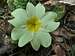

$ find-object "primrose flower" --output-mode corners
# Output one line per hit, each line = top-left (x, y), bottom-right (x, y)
(8, 2), (60, 51)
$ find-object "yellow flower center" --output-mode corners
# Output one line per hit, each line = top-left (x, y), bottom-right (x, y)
(26, 16), (42, 32)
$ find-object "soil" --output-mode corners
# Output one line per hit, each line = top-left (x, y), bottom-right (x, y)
(0, 0), (75, 56)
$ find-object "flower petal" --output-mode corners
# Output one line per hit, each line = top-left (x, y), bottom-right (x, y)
(42, 22), (60, 32)
(35, 3), (45, 18)
(26, 2), (35, 17)
(30, 34), (40, 51)
(36, 31), (52, 47)
(18, 30), (33, 47)
(11, 28), (25, 40)
(8, 8), (27, 27)
(41, 12), (57, 24)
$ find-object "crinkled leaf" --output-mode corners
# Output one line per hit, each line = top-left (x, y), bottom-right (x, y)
(7, 0), (28, 11)
(52, 4), (65, 21)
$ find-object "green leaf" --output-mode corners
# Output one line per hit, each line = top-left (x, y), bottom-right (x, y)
(18, 31), (33, 47)
(7, 0), (28, 11)
(8, 8), (27, 27)
(7, 0), (15, 11)
(72, 44), (75, 50)
(36, 31), (52, 47)
(71, 44), (75, 56)
(52, 4), (65, 21)
(13, 0), (28, 9)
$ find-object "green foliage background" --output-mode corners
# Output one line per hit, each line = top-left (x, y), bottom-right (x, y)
(7, 0), (43, 11)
